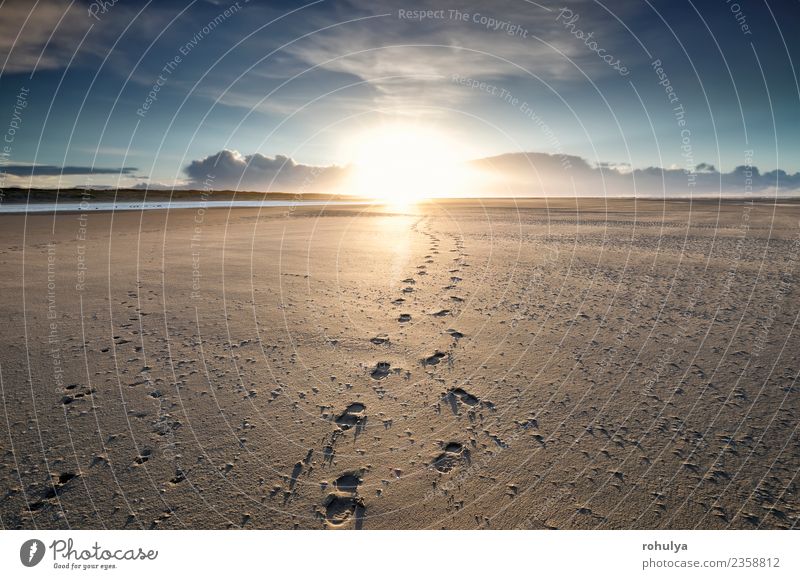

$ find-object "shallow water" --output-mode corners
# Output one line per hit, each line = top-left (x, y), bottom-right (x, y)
(0, 199), (370, 214)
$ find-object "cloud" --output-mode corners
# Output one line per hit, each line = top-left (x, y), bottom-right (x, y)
(208, 0), (645, 116)
(0, 0), (82, 73)
(131, 181), (181, 190)
(0, 1), (90, 74)
(0, 0), (183, 75)
(296, 0), (636, 81)
(471, 152), (800, 197)
(278, 0), (569, 113)
(183, 149), (348, 192)
(0, 164), (138, 176)
(182, 148), (800, 197)
(7, 149), (799, 197)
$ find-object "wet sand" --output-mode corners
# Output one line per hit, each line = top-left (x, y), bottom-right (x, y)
(1, 198), (798, 529)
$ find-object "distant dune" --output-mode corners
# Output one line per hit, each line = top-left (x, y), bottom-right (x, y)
(0, 187), (363, 204)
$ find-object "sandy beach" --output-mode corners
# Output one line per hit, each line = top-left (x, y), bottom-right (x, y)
(1, 198), (798, 529)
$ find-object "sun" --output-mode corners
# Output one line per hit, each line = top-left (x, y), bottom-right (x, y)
(340, 123), (470, 204)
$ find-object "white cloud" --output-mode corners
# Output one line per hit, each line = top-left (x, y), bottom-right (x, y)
(0, 0), (90, 74)
(180, 148), (800, 197)
(183, 149), (348, 192)
(471, 152), (800, 197)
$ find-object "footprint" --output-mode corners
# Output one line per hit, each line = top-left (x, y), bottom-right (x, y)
(333, 472), (362, 493)
(29, 471), (81, 510)
(289, 462), (303, 490)
(444, 387), (482, 414)
(423, 351), (447, 366)
(322, 472), (365, 528)
(45, 472), (79, 498)
(133, 448), (152, 465)
(450, 388), (479, 405)
(324, 495), (364, 527)
(60, 384), (96, 405)
(487, 432), (509, 449)
(431, 442), (469, 473)
(323, 445), (335, 465)
(335, 403), (366, 431)
(325, 495), (357, 524)
(370, 362), (391, 380)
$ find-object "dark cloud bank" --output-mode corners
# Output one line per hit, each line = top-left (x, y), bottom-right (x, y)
(469, 153), (800, 197)
(181, 149), (800, 197)
(1, 165), (138, 176)
(3, 151), (797, 197)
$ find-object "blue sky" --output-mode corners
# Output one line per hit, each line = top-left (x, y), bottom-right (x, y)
(0, 0), (798, 195)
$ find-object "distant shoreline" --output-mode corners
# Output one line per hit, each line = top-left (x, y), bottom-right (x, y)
(0, 188), (363, 204)
(0, 199), (371, 214)
(1, 188), (799, 206)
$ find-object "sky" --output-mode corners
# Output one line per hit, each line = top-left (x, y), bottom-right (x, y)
(0, 0), (798, 197)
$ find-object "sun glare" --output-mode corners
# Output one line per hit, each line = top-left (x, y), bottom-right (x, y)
(341, 124), (470, 204)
